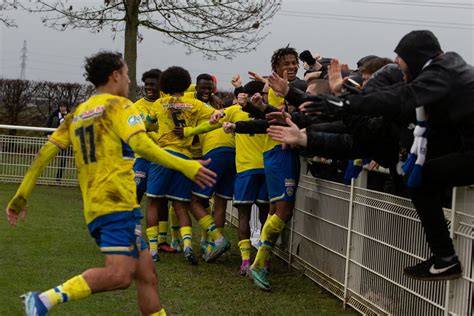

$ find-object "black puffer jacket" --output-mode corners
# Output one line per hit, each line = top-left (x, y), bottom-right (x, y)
(347, 32), (474, 155)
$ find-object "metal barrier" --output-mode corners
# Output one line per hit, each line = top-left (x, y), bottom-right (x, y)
(2, 125), (473, 315)
(227, 158), (473, 316)
(0, 125), (77, 186)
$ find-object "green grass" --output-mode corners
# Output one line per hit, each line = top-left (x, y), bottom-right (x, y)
(0, 183), (357, 315)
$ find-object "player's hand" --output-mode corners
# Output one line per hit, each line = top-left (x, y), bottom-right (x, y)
(267, 117), (307, 147)
(223, 122), (236, 134)
(195, 159), (217, 188)
(172, 126), (184, 138)
(248, 71), (268, 84)
(266, 109), (291, 124)
(250, 93), (265, 111)
(231, 74), (242, 88)
(5, 195), (27, 226)
(267, 71), (289, 97)
(209, 110), (224, 124)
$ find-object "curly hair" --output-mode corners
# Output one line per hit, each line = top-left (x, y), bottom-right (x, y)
(160, 66), (192, 95)
(84, 51), (124, 87)
(141, 68), (162, 83)
(271, 45), (299, 72)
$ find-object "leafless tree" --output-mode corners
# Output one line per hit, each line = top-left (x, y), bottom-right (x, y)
(0, 0), (19, 27)
(0, 79), (41, 133)
(23, 0), (281, 100)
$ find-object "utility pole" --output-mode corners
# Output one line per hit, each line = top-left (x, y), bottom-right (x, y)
(20, 40), (27, 80)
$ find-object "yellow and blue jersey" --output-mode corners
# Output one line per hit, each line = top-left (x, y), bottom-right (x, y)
(184, 92), (235, 156)
(49, 93), (145, 224)
(265, 88), (287, 153)
(146, 95), (215, 158)
(223, 105), (265, 173)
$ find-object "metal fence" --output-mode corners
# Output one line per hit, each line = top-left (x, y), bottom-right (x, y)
(2, 125), (473, 315)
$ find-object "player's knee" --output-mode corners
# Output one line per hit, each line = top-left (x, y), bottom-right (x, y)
(107, 266), (135, 289)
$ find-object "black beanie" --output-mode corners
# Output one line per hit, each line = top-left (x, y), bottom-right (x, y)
(394, 30), (443, 79)
(243, 80), (265, 96)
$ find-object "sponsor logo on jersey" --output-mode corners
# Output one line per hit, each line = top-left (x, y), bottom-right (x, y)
(128, 114), (142, 126)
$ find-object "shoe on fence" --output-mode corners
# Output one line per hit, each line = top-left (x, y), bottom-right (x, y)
(404, 256), (462, 281)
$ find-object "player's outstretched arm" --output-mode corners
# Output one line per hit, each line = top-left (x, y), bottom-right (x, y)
(128, 132), (216, 188)
(183, 121), (222, 137)
(6, 141), (61, 225)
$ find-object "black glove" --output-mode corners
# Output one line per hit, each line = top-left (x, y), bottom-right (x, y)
(299, 50), (316, 66)
(302, 94), (347, 117)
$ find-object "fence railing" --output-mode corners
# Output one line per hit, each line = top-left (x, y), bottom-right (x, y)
(2, 125), (473, 315)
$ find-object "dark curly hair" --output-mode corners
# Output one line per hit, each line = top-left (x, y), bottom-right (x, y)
(160, 66), (191, 95)
(141, 68), (162, 83)
(196, 73), (213, 83)
(271, 45), (299, 72)
(84, 51), (124, 87)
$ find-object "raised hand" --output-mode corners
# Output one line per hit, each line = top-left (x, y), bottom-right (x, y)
(222, 122), (236, 134)
(231, 74), (242, 88)
(248, 71), (268, 84)
(267, 71), (289, 97)
(328, 59), (343, 95)
(266, 109), (291, 124)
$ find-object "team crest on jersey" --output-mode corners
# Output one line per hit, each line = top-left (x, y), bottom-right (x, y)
(128, 114), (142, 126)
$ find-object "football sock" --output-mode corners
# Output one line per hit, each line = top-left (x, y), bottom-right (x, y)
(238, 239), (252, 262)
(198, 214), (224, 245)
(180, 226), (193, 250)
(146, 226), (159, 253)
(150, 308), (167, 316)
(39, 275), (91, 310)
(169, 205), (180, 241)
(158, 221), (168, 244)
(252, 214), (285, 269)
(200, 206), (212, 242)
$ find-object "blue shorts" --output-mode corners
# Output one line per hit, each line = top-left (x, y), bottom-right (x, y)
(264, 145), (300, 203)
(233, 169), (269, 205)
(146, 150), (193, 202)
(87, 208), (147, 258)
(192, 147), (236, 200)
(133, 157), (151, 192)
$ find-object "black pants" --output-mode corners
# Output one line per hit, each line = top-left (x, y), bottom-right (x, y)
(411, 150), (474, 257)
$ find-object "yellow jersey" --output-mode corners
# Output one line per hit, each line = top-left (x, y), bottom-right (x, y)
(184, 92), (235, 156)
(147, 95), (215, 158)
(265, 88), (286, 153)
(134, 97), (155, 119)
(223, 105), (265, 173)
(49, 94), (145, 224)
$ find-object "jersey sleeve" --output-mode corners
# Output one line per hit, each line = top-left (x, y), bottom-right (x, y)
(112, 99), (147, 143)
(48, 113), (72, 149)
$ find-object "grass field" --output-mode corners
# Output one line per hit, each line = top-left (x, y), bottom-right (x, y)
(0, 183), (357, 315)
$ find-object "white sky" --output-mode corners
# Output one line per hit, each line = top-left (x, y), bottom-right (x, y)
(1, 0), (473, 91)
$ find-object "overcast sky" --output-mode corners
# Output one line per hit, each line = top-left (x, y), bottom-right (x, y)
(1, 0), (473, 91)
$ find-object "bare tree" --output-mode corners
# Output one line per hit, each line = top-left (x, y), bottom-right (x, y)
(24, 0), (281, 100)
(0, 0), (19, 27)
(0, 79), (42, 133)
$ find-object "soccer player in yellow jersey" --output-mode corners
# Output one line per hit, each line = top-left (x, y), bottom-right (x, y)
(133, 68), (162, 204)
(179, 74), (235, 261)
(189, 81), (271, 273)
(133, 69), (179, 258)
(5, 52), (216, 316)
(233, 47), (306, 291)
(145, 66), (229, 265)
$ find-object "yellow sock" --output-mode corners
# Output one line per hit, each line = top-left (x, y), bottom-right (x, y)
(198, 214), (223, 242)
(180, 226), (193, 249)
(146, 226), (159, 253)
(238, 239), (251, 262)
(158, 221), (168, 244)
(169, 205), (180, 241)
(200, 206), (212, 241)
(150, 308), (167, 316)
(252, 214), (285, 269)
(39, 275), (91, 309)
